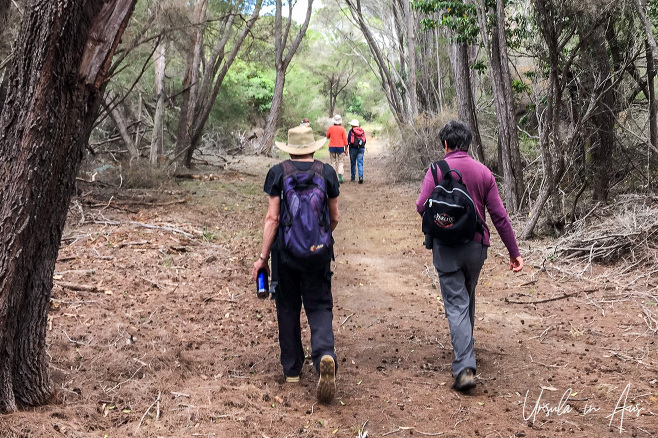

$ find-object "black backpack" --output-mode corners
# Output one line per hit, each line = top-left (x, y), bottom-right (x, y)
(422, 160), (482, 246)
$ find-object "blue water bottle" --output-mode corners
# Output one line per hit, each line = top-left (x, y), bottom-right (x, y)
(256, 269), (269, 299)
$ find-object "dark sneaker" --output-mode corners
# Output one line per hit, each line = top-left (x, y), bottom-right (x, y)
(452, 368), (476, 393)
(317, 355), (336, 403)
(358, 178), (363, 184)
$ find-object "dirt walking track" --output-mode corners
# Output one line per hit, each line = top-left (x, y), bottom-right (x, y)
(1, 140), (656, 437)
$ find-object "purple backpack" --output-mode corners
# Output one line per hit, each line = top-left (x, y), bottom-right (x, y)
(279, 160), (333, 268)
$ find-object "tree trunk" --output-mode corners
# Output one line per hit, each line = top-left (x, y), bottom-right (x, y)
(0, 0), (135, 413)
(344, 0), (407, 128)
(174, 0), (206, 167)
(589, 25), (615, 203)
(0, 0), (9, 28)
(632, 0), (658, 64)
(450, 41), (485, 163)
(105, 94), (140, 159)
(261, 69), (287, 153)
(150, 40), (166, 166)
(475, 0), (521, 211)
(181, 0), (262, 164)
(434, 27), (444, 113)
(646, 40), (658, 158)
(404, 0), (418, 119)
(328, 76), (337, 117)
(259, 0), (314, 155)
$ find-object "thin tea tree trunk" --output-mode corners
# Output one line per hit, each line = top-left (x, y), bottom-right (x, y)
(0, 0), (136, 413)
(104, 94), (140, 159)
(632, 0), (658, 64)
(450, 41), (485, 163)
(188, 0), (262, 157)
(175, 0), (206, 166)
(434, 27), (444, 113)
(344, 0), (408, 128)
(404, 0), (418, 119)
(647, 40), (658, 157)
(475, 0), (522, 211)
(589, 25), (615, 203)
(259, 0), (314, 155)
(176, 0), (262, 166)
(151, 39), (166, 165)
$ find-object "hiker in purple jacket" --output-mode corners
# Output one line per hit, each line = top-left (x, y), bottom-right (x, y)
(252, 125), (340, 403)
(416, 120), (524, 393)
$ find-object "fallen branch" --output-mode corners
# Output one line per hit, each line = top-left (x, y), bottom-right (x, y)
(118, 240), (150, 248)
(505, 287), (597, 304)
(56, 281), (100, 292)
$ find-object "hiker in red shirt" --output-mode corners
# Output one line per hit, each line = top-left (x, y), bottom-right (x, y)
(326, 114), (348, 183)
(347, 119), (367, 184)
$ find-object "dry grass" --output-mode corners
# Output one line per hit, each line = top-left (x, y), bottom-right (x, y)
(384, 112), (458, 183)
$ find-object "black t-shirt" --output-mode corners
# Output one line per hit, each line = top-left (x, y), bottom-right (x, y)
(263, 160), (340, 198)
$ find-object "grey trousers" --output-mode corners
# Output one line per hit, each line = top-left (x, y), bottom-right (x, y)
(432, 239), (488, 377)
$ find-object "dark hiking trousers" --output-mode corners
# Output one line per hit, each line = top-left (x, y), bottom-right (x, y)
(432, 239), (488, 377)
(275, 261), (336, 378)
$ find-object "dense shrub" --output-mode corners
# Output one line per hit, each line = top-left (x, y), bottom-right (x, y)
(385, 112), (458, 183)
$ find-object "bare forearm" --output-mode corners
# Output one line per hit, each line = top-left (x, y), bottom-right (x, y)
(328, 197), (340, 231)
(260, 216), (279, 259)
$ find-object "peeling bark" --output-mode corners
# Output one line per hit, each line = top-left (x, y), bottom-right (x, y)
(0, 0), (136, 413)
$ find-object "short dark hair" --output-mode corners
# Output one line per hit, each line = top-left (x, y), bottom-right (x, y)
(289, 152), (314, 159)
(438, 120), (472, 152)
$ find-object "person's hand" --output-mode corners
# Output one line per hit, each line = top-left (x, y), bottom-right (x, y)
(252, 257), (269, 280)
(510, 256), (524, 272)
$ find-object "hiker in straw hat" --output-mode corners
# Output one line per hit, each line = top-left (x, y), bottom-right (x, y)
(253, 125), (340, 403)
(326, 114), (348, 183)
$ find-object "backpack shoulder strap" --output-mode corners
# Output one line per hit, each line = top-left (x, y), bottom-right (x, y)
(429, 162), (439, 186)
(438, 160), (451, 181)
(281, 159), (295, 177)
(311, 159), (324, 175)
(311, 160), (328, 196)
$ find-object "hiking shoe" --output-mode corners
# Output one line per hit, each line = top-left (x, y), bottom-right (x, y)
(285, 375), (300, 383)
(317, 355), (336, 403)
(358, 178), (363, 184)
(452, 368), (476, 393)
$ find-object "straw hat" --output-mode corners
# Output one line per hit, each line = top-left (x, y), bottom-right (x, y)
(333, 114), (342, 124)
(349, 119), (359, 127)
(275, 126), (326, 155)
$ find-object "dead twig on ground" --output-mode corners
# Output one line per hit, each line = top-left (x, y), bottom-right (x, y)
(505, 289), (594, 304)
(63, 330), (88, 346)
(340, 313), (355, 326)
(136, 390), (161, 432)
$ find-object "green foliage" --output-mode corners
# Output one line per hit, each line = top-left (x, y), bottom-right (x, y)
(413, 0), (479, 44)
(246, 73), (275, 113)
(511, 79), (530, 94)
(347, 94), (364, 116)
(649, 0), (658, 24)
(472, 59), (487, 75)
(506, 1), (532, 51)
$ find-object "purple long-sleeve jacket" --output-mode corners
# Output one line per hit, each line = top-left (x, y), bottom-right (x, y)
(416, 150), (521, 258)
